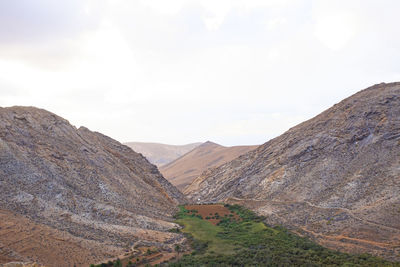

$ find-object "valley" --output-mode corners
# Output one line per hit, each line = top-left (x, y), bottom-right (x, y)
(2, 0), (400, 266)
(93, 204), (399, 266)
(1, 82), (400, 266)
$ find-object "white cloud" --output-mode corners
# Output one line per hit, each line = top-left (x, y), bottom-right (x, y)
(137, 0), (186, 15)
(0, 0), (400, 146)
(312, 0), (361, 51)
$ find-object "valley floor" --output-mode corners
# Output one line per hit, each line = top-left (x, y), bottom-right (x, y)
(168, 204), (399, 266)
(93, 204), (400, 267)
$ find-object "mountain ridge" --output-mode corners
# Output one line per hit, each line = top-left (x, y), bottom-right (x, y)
(0, 106), (186, 266)
(124, 141), (202, 167)
(185, 82), (400, 260)
(161, 141), (258, 190)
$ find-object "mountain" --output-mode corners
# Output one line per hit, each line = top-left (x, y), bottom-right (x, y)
(124, 142), (202, 167)
(185, 82), (400, 261)
(0, 107), (186, 266)
(160, 141), (258, 191)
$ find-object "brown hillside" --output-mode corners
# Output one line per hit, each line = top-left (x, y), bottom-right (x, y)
(185, 82), (400, 261)
(160, 141), (258, 191)
(0, 106), (186, 266)
(0, 208), (120, 266)
(124, 142), (201, 166)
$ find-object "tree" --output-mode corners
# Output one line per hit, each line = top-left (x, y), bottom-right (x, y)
(175, 244), (182, 257)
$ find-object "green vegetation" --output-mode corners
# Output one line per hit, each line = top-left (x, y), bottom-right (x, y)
(90, 259), (120, 267)
(146, 248), (159, 255)
(169, 204), (399, 267)
(90, 259), (121, 267)
(113, 259), (122, 267)
(89, 204), (399, 267)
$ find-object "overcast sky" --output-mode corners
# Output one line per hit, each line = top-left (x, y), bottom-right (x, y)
(0, 0), (399, 146)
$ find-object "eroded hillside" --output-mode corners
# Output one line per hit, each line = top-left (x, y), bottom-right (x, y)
(0, 107), (186, 266)
(185, 82), (400, 261)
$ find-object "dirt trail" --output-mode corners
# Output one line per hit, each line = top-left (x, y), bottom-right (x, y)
(302, 201), (400, 233)
(299, 227), (397, 249)
(227, 197), (400, 233)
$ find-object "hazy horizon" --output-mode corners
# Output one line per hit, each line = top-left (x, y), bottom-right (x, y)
(1, 0), (399, 146)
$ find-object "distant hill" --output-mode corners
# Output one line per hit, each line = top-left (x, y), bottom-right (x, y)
(160, 141), (258, 191)
(124, 142), (202, 166)
(185, 82), (400, 261)
(0, 106), (186, 266)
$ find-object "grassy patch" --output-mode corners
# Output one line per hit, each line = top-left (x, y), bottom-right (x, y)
(168, 204), (400, 267)
(176, 216), (237, 255)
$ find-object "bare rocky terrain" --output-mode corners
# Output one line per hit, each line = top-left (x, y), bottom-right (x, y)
(124, 142), (201, 167)
(161, 141), (258, 190)
(186, 82), (400, 261)
(0, 107), (186, 266)
(0, 208), (120, 266)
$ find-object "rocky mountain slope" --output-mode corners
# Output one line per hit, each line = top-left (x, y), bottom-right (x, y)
(124, 142), (201, 167)
(160, 141), (258, 191)
(0, 107), (186, 266)
(185, 82), (400, 261)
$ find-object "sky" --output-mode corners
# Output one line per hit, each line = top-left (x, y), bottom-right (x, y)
(0, 0), (399, 146)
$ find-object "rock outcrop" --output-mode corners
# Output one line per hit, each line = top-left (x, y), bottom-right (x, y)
(185, 82), (400, 261)
(0, 106), (186, 266)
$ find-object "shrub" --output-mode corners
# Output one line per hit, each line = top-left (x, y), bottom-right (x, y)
(168, 204), (397, 267)
(168, 227), (181, 233)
